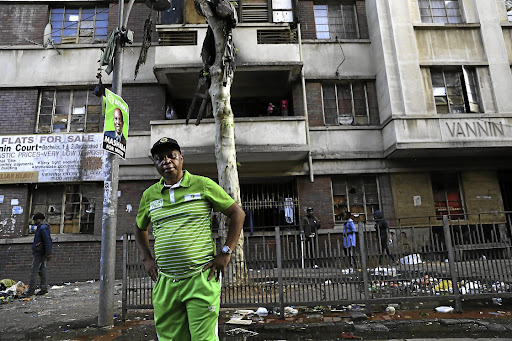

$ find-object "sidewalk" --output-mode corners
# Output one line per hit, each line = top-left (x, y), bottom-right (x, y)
(1, 279), (512, 340)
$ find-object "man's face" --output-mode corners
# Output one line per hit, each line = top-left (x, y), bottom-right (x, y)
(114, 109), (124, 134)
(153, 147), (183, 182)
(307, 209), (313, 216)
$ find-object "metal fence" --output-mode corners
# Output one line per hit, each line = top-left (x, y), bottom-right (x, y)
(122, 212), (512, 319)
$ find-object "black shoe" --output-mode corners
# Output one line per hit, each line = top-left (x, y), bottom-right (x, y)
(21, 290), (35, 298)
(36, 290), (48, 296)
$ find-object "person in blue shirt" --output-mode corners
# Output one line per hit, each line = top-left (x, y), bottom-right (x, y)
(343, 211), (357, 267)
(24, 212), (53, 296)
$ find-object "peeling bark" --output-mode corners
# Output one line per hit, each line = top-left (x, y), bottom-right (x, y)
(194, 0), (247, 285)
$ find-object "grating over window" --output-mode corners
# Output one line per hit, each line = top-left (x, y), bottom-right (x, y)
(159, 31), (198, 46)
(257, 29), (297, 44)
(431, 67), (480, 114)
(314, 2), (358, 40)
(240, 181), (299, 232)
(321, 81), (377, 126)
(37, 89), (102, 134)
(240, 0), (269, 22)
(31, 184), (96, 234)
(50, 6), (108, 44)
(332, 175), (380, 224)
(418, 0), (462, 24)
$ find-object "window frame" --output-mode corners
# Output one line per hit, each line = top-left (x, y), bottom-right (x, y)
(418, 0), (462, 24)
(36, 89), (102, 134)
(321, 82), (371, 126)
(313, 1), (360, 40)
(332, 175), (381, 224)
(30, 184), (96, 235)
(50, 6), (109, 44)
(431, 173), (466, 220)
(430, 66), (481, 114)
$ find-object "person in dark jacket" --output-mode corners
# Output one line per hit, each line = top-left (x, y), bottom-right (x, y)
(374, 210), (395, 264)
(24, 212), (53, 296)
(301, 207), (320, 268)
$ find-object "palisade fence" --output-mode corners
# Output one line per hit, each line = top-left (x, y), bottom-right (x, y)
(122, 212), (512, 319)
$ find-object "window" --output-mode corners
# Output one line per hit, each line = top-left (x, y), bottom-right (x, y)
(418, 0), (462, 24)
(321, 82), (378, 125)
(332, 175), (380, 223)
(314, 2), (358, 39)
(37, 89), (102, 133)
(240, 180), (299, 232)
(31, 185), (96, 234)
(50, 6), (108, 44)
(432, 173), (465, 220)
(431, 67), (480, 114)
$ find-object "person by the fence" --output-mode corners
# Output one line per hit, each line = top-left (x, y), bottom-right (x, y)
(343, 211), (357, 267)
(135, 137), (245, 341)
(374, 210), (395, 264)
(23, 212), (53, 297)
(301, 206), (320, 268)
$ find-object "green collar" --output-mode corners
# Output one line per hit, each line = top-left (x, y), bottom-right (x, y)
(157, 170), (191, 192)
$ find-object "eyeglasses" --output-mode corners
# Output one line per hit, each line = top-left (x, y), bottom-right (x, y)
(154, 153), (180, 163)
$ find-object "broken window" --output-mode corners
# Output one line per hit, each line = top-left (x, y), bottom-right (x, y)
(50, 6), (108, 44)
(332, 175), (380, 224)
(431, 173), (465, 220)
(37, 89), (102, 133)
(431, 67), (480, 114)
(321, 81), (378, 126)
(314, 1), (359, 39)
(418, 0), (462, 24)
(30, 184), (96, 235)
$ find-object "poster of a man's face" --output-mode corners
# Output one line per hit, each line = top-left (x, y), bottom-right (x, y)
(113, 108), (124, 136)
(103, 89), (129, 159)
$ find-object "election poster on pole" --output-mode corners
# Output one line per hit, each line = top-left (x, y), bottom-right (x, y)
(102, 89), (129, 159)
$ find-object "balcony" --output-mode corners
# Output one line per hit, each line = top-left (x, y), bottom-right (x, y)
(122, 116), (309, 179)
(154, 23), (301, 99)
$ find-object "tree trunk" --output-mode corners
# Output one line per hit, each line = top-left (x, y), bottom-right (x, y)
(194, 1), (247, 285)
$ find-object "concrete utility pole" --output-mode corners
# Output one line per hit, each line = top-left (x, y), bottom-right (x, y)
(98, 0), (124, 328)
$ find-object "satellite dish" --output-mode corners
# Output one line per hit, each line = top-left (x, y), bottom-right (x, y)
(43, 22), (52, 47)
(144, 0), (171, 11)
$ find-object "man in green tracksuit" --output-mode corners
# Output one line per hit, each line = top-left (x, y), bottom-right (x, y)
(135, 137), (245, 341)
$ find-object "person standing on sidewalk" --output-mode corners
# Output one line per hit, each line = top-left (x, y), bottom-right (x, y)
(374, 210), (395, 264)
(135, 137), (245, 341)
(301, 207), (320, 268)
(343, 211), (357, 267)
(24, 212), (53, 297)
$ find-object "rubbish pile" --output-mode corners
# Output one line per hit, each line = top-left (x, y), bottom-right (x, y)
(0, 279), (28, 303)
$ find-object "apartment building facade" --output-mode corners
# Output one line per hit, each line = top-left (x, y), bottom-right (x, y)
(1, 0), (512, 282)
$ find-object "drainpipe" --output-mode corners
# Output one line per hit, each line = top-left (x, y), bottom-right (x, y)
(297, 23), (314, 183)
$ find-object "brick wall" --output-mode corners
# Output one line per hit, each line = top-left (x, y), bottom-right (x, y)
(123, 85), (166, 132)
(297, 1), (316, 40)
(356, 0), (369, 39)
(0, 184), (30, 238)
(117, 180), (157, 234)
(0, 89), (39, 134)
(0, 240), (125, 284)
(297, 175), (334, 229)
(0, 4), (48, 45)
(292, 83), (304, 116)
(108, 2), (158, 43)
(305, 82), (324, 127)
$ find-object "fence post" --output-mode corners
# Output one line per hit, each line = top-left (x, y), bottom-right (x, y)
(357, 221), (371, 314)
(121, 233), (128, 320)
(442, 215), (462, 312)
(275, 226), (285, 319)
